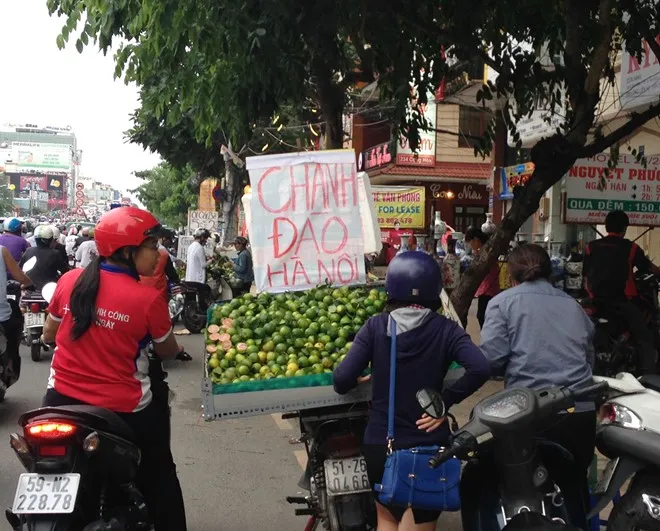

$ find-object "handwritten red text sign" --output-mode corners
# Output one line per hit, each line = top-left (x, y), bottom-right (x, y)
(246, 151), (366, 293)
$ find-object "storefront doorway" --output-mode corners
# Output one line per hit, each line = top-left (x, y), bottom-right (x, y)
(453, 205), (487, 233)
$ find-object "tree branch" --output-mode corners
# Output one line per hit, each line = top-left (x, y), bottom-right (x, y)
(621, 0), (660, 65)
(578, 101), (660, 157)
(563, 0), (587, 111)
(584, 0), (614, 96)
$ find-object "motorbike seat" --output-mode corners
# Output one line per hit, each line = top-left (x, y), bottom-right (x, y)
(22, 405), (137, 443)
(597, 424), (660, 469)
(639, 374), (660, 393)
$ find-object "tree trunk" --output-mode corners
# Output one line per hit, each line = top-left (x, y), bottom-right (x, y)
(314, 63), (344, 149)
(220, 149), (238, 247)
(449, 137), (578, 323)
(322, 104), (344, 149)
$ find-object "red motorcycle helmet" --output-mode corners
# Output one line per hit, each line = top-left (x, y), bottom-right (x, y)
(95, 206), (168, 257)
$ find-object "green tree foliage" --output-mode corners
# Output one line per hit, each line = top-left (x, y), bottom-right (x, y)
(131, 163), (197, 228)
(0, 173), (15, 216)
(47, 0), (660, 318)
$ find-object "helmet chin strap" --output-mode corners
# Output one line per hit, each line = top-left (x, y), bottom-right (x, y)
(111, 247), (140, 279)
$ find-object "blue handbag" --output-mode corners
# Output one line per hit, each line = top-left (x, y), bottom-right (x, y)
(374, 318), (462, 512)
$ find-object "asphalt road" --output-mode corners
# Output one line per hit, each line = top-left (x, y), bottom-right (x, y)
(0, 325), (498, 530)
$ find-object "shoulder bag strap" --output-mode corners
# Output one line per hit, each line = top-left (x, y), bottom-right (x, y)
(386, 318), (397, 454)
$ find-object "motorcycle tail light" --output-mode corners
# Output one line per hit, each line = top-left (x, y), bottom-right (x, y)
(26, 422), (76, 439)
(30, 303), (41, 313)
(39, 446), (67, 457)
(599, 403), (643, 429)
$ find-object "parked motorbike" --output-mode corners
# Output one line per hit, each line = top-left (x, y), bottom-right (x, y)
(589, 372), (660, 530)
(286, 403), (375, 531)
(418, 381), (609, 530)
(180, 274), (232, 334)
(582, 272), (660, 376)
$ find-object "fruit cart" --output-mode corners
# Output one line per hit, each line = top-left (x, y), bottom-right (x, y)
(200, 284), (465, 421)
(200, 284), (386, 420)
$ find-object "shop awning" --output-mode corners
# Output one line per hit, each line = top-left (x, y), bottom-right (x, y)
(368, 161), (493, 185)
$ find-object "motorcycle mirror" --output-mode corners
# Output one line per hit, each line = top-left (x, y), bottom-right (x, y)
(22, 256), (37, 273)
(41, 282), (57, 303)
(416, 388), (445, 419)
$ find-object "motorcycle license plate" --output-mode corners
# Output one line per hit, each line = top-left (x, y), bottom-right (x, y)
(324, 457), (370, 496)
(593, 457), (620, 495)
(25, 312), (45, 328)
(12, 473), (80, 514)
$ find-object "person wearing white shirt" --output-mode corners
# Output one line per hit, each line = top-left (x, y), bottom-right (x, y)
(65, 228), (78, 256)
(185, 229), (211, 283)
(75, 231), (98, 268)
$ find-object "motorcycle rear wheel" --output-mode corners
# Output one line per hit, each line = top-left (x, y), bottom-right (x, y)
(30, 340), (42, 362)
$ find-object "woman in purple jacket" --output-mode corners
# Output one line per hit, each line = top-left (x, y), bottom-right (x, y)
(333, 252), (490, 531)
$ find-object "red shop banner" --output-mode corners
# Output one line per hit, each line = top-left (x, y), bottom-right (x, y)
(19, 175), (48, 191)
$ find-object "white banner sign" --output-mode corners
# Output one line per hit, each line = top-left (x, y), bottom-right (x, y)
(396, 95), (436, 167)
(565, 153), (660, 226)
(187, 210), (218, 234)
(177, 235), (214, 261)
(7, 142), (72, 173)
(620, 37), (660, 110)
(246, 150), (366, 293)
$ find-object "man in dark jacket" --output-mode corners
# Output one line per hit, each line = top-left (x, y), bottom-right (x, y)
(584, 210), (660, 374)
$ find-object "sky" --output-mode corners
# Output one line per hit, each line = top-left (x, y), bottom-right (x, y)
(0, 0), (161, 196)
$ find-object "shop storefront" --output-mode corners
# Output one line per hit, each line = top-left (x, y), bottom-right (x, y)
(427, 182), (489, 234)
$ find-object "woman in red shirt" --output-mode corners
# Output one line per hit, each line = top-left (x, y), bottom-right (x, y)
(41, 207), (187, 531)
(465, 227), (501, 329)
(385, 221), (403, 264)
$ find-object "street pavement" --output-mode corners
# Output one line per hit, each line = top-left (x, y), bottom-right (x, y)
(0, 307), (610, 530)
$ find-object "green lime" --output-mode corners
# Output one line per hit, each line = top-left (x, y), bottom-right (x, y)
(275, 343), (287, 354)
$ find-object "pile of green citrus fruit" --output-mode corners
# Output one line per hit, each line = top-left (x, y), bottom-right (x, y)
(205, 285), (386, 390)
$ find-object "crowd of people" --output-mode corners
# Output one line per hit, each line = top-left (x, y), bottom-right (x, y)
(0, 206), (656, 530)
(335, 209), (660, 531)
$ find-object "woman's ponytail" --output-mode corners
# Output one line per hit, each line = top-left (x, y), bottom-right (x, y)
(70, 256), (103, 340)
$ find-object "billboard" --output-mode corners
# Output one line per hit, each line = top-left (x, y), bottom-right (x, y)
(371, 186), (426, 229)
(396, 93), (437, 167)
(620, 37), (660, 110)
(565, 153), (660, 226)
(5, 142), (73, 173)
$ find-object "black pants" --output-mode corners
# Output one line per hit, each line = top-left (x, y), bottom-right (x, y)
(1, 299), (24, 386)
(477, 295), (493, 330)
(460, 410), (596, 530)
(607, 299), (657, 374)
(43, 388), (187, 531)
